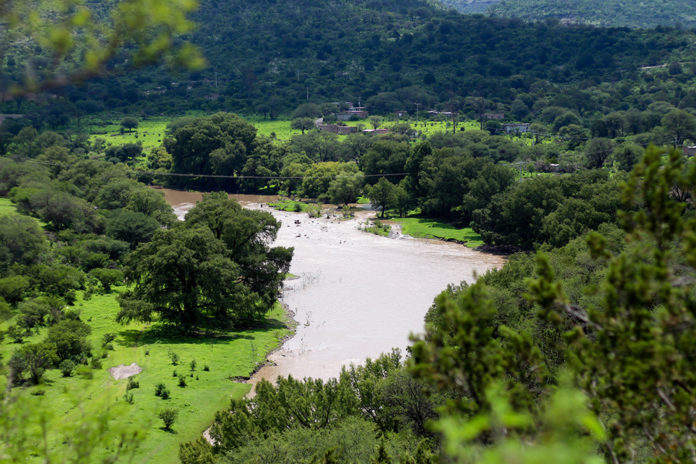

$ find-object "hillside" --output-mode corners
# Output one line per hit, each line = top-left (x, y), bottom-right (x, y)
(44, 0), (693, 119)
(488, 0), (696, 29)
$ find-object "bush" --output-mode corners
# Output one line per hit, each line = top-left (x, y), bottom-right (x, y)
(178, 375), (187, 388)
(203, 365), (210, 372)
(90, 357), (102, 369)
(155, 383), (170, 399)
(76, 365), (93, 379)
(126, 377), (140, 390)
(168, 350), (179, 366)
(190, 359), (197, 371)
(60, 359), (76, 377)
(124, 392), (134, 404)
(172, 370), (178, 377)
(158, 408), (178, 430)
(102, 332), (116, 346)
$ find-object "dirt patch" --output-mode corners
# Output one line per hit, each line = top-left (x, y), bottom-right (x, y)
(109, 363), (142, 380)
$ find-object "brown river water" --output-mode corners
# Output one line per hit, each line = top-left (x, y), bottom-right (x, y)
(159, 188), (505, 385)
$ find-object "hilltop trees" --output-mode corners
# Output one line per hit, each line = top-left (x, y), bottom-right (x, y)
(117, 193), (292, 331)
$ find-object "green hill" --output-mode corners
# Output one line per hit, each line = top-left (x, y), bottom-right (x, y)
(54, 0), (693, 117)
(488, 0), (696, 28)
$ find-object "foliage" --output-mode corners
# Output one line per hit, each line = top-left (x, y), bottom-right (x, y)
(159, 409), (178, 430)
(118, 193), (292, 330)
(489, 0), (696, 28)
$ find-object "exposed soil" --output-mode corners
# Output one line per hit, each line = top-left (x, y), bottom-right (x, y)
(109, 363), (143, 380)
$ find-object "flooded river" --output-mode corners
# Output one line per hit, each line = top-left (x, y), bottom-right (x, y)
(160, 189), (505, 382)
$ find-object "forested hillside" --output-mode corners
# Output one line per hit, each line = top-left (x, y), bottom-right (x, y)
(489, 0), (696, 28)
(16, 0), (693, 121)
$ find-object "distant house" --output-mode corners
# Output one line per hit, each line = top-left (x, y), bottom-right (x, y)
(362, 128), (389, 135)
(502, 123), (531, 134)
(337, 110), (368, 121)
(683, 146), (696, 157)
(394, 111), (409, 118)
(0, 114), (24, 125)
(483, 112), (505, 120)
(319, 124), (358, 135)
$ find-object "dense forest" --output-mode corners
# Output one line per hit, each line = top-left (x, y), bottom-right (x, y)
(2, 0), (696, 462)
(4, 0), (696, 121)
(488, 0), (696, 28)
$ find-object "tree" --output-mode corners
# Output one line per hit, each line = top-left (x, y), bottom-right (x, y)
(328, 172), (364, 206)
(584, 137), (613, 169)
(368, 116), (384, 130)
(46, 319), (92, 363)
(661, 109), (696, 147)
(120, 117), (139, 133)
(159, 409), (178, 430)
(291, 117), (315, 135)
(165, 112), (257, 179)
(0, 215), (47, 271)
(106, 210), (160, 248)
(9, 343), (58, 385)
(118, 194), (292, 330)
(369, 178), (396, 218)
(0, 275), (30, 305)
(89, 268), (124, 293)
(612, 142), (642, 172)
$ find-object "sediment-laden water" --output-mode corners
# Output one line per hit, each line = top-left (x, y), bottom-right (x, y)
(161, 189), (505, 384)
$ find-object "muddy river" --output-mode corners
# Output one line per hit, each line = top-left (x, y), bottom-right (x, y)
(160, 189), (505, 383)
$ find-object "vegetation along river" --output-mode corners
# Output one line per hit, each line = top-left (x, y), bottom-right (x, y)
(161, 189), (505, 383)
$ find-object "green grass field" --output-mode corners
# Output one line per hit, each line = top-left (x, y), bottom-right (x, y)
(0, 197), (17, 216)
(391, 216), (484, 248)
(81, 113), (521, 152)
(1, 290), (291, 463)
(83, 116), (309, 150)
(84, 117), (171, 150)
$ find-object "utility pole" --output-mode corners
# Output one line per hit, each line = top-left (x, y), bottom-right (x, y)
(214, 71), (218, 89)
(415, 103), (420, 126)
(306, 86), (309, 101)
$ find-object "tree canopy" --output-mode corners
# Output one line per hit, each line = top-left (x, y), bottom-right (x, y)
(117, 193), (292, 330)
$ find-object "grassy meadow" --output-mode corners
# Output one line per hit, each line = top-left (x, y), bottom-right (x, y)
(391, 216), (484, 248)
(80, 113), (517, 154)
(0, 196), (292, 463)
(1, 292), (290, 464)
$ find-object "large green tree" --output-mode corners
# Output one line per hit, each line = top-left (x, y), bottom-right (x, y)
(118, 193), (292, 330)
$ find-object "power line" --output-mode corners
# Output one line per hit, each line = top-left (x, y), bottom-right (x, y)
(135, 171), (409, 180)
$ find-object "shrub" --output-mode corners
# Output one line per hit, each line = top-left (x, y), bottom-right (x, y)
(178, 375), (187, 388)
(172, 370), (178, 377)
(124, 392), (134, 404)
(126, 377), (139, 390)
(168, 350), (179, 366)
(60, 359), (76, 377)
(158, 408), (178, 430)
(190, 359), (197, 371)
(102, 332), (116, 346)
(155, 383), (170, 399)
(90, 357), (102, 369)
(76, 365), (93, 379)
(203, 365), (210, 372)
